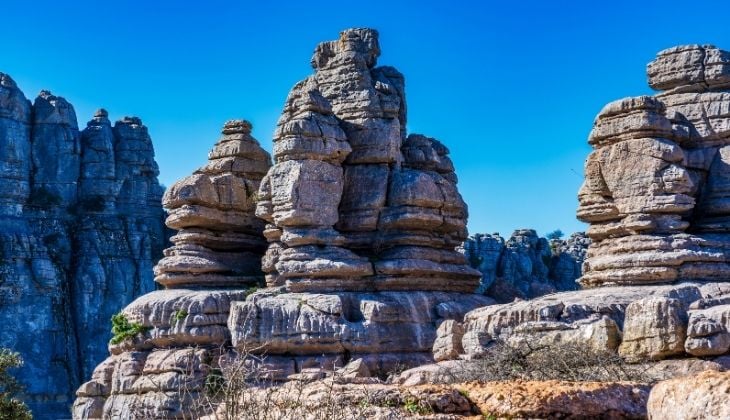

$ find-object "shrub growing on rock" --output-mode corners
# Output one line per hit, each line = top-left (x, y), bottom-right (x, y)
(0, 348), (32, 420)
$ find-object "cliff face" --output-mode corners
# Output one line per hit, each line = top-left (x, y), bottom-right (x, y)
(0, 73), (166, 418)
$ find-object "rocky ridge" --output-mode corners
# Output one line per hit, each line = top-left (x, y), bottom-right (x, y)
(460, 230), (589, 302)
(0, 74), (166, 418)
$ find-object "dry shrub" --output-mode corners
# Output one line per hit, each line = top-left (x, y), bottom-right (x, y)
(165, 346), (402, 420)
(441, 341), (653, 384)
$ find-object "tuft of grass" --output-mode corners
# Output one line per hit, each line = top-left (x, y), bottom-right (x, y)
(110, 312), (151, 345)
(171, 309), (188, 325)
(402, 396), (432, 415)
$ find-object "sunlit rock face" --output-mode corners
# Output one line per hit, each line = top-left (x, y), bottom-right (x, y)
(154, 120), (271, 288)
(578, 44), (730, 287)
(0, 73), (167, 419)
(256, 28), (481, 293)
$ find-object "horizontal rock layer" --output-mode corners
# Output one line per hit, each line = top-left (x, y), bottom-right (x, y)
(578, 44), (730, 287)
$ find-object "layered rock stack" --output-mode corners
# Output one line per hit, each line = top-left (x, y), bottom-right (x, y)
(578, 44), (730, 287)
(154, 120), (271, 288)
(0, 72), (166, 419)
(453, 45), (730, 367)
(234, 28), (489, 375)
(256, 27), (480, 293)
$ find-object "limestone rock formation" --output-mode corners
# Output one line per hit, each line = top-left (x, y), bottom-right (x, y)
(0, 73), (166, 418)
(578, 44), (730, 287)
(154, 120), (271, 288)
(459, 281), (730, 362)
(73, 28), (492, 419)
(460, 230), (589, 301)
(256, 28), (481, 293)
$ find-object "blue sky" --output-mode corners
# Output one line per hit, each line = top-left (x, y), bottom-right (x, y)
(2, 0), (730, 238)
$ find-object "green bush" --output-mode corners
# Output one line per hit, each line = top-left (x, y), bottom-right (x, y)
(110, 313), (151, 345)
(0, 349), (32, 420)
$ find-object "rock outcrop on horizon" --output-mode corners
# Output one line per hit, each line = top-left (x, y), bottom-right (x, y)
(460, 230), (589, 302)
(0, 73), (167, 419)
(578, 44), (730, 287)
(72, 28), (493, 419)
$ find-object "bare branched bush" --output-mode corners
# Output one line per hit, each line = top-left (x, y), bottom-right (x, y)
(166, 344), (402, 420)
(440, 341), (653, 384)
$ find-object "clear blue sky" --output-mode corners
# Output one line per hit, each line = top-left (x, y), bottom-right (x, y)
(3, 0), (729, 238)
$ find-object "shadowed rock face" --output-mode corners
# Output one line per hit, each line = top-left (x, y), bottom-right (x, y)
(0, 73), (166, 419)
(256, 28), (481, 293)
(577, 44), (730, 287)
(154, 120), (271, 288)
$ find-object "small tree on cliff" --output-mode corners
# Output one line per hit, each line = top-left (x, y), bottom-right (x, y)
(0, 348), (32, 420)
(545, 229), (564, 240)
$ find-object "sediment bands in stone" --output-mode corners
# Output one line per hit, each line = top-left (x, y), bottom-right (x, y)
(154, 119), (271, 288)
(578, 44), (730, 287)
(256, 27), (481, 293)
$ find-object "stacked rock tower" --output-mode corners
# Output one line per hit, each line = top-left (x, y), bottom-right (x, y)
(257, 27), (481, 292)
(230, 27), (489, 377)
(578, 44), (730, 286)
(154, 120), (272, 288)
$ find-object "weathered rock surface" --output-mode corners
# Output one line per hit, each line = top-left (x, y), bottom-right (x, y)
(647, 369), (730, 419)
(463, 380), (650, 419)
(229, 289), (491, 377)
(460, 281), (730, 362)
(256, 28), (480, 293)
(154, 120), (271, 288)
(0, 73), (166, 418)
(578, 45), (730, 287)
(74, 28), (492, 419)
(460, 230), (589, 301)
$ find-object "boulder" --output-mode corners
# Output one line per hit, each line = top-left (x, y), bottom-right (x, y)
(648, 370), (730, 419)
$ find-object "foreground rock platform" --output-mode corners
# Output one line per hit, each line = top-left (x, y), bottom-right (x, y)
(458, 281), (730, 362)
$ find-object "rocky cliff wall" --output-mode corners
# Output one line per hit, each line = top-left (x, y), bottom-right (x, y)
(0, 74), (166, 418)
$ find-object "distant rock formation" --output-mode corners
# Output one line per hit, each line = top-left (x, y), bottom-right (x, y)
(578, 44), (730, 286)
(461, 230), (589, 302)
(0, 73), (166, 418)
(72, 28), (492, 419)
